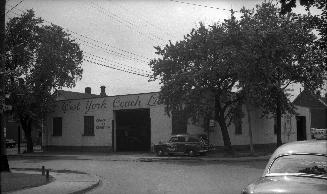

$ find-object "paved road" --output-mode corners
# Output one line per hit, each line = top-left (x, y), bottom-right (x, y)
(9, 157), (267, 194)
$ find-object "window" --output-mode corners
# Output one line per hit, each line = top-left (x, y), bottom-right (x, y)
(177, 136), (186, 142)
(53, 117), (62, 136)
(235, 119), (242, 135)
(169, 136), (186, 143)
(269, 154), (327, 176)
(188, 137), (199, 142)
(234, 105), (243, 135)
(84, 116), (94, 136)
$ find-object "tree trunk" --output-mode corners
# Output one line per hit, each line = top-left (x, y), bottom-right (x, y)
(246, 102), (254, 154)
(218, 118), (233, 153)
(276, 98), (282, 147)
(214, 95), (233, 153)
(20, 116), (34, 153)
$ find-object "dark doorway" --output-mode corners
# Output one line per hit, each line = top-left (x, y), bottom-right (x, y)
(115, 109), (151, 151)
(296, 116), (307, 141)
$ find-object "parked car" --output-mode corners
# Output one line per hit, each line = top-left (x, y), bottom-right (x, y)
(154, 134), (209, 156)
(6, 139), (16, 148)
(241, 140), (327, 194)
(311, 128), (327, 140)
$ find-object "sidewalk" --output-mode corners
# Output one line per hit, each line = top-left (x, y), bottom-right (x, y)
(4, 151), (270, 194)
(2, 169), (100, 194)
(7, 150), (272, 162)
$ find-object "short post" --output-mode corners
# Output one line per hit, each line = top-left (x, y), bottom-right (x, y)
(17, 126), (20, 154)
(42, 166), (45, 175)
(46, 169), (49, 181)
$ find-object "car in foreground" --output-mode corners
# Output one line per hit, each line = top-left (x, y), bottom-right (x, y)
(6, 139), (16, 148)
(241, 140), (327, 194)
(154, 134), (209, 156)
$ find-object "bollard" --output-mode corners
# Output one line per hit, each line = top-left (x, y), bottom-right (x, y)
(46, 169), (50, 181)
(42, 166), (45, 175)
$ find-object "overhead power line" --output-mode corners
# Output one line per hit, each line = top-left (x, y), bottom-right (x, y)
(72, 35), (150, 64)
(68, 30), (151, 61)
(89, 2), (165, 44)
(114, 3), (178, 40)
(6, 0), (24, 14)
(169, 0), (239, 13)
(84, 52), (152, 75)
(8, 10), (153, 78)
(10, 8), (153, 65)
(84, 56), (151, 78)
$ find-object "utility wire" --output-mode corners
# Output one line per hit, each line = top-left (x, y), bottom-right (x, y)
(6, 0), (24, 14)
(92, 1), (166, 42)
(11, 8), (153, 64)
(75, 36), (150, 64)
(8, 10), (153, 78)
(84, 57), (151, 77)
(68, 30), (151, 61)
(89, 2), (165, 44)
(114, 2), (178, 40)
(84, 52), (152, 74)
(169, 0), (239, 13)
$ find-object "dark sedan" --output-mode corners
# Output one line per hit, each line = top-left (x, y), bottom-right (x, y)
(154, 134), (209, 156)
(242, 140), (327, 194)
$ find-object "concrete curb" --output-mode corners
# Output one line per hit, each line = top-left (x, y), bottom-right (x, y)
(8, 153), (271, 162)
(8, 169), (101, 194)
(70, 176), (101, 194)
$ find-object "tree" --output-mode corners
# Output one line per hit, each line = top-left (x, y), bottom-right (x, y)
(237, 2), (326, 146)
(5, 10), (83, 152)
(150, 17), (244, 152)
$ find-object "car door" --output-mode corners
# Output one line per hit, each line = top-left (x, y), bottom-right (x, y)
(167, 136), (179, 153)
(176, 136), (186, 153)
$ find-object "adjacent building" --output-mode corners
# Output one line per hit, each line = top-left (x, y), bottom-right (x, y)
(293, 89), (327, 130)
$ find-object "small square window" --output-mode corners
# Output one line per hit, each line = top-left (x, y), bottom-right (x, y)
(53, 117), (62, 136)
(84, 116), (94, 136)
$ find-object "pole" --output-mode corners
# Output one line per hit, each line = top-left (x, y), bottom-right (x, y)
(0, 0), (9, 172)
(17, 125), (20, 154)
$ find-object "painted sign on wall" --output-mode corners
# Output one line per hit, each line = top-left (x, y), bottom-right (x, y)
(58, 93), (161, 114)
(96, 118), (109, 129)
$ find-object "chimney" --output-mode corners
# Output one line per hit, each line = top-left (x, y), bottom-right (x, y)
(85, 87), (91, 94)
(100, 86), (107, 97)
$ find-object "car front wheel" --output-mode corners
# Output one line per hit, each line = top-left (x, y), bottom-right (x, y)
(188, 150), (196, 157)
(156, 149), (164, 156)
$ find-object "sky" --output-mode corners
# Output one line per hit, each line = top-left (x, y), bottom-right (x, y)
(5, 0), (325, 100)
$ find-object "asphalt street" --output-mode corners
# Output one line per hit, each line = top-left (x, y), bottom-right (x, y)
(8, 156), (267, 194)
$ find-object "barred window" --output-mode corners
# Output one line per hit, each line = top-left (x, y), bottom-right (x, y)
(53, 117), (62, 136)
(234, 105), (243, 135)
(235, 119), (242, 135)
(84, 116), (94, 136)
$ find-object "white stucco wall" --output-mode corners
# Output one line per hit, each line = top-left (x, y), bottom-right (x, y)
(45, 92), (171, 148)
(186, 104), (311, 146)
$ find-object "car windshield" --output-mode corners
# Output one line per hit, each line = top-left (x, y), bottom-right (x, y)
(268, 154), (327, 177)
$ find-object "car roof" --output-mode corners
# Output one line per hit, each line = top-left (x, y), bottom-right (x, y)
(263, 140), (327, 176)
(272, 140), (327, 157)
(171, 134), (190, 137)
